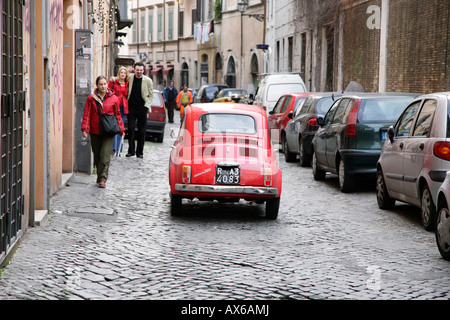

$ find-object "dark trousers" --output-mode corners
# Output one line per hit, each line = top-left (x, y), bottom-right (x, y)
(127, 108), (147, 156)
(90, 134), (114, 182)
(167, 100), (176, 122)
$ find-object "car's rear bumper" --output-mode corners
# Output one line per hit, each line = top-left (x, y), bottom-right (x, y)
(175, 183), (279, 196)
(341, 149), (380, 174)
(146, 120), (165, 134)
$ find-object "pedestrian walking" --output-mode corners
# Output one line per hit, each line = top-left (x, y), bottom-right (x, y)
(81, 76), (125, 188)
(162, 80), (178, 123)
(126, 62), (154, 159)
(109, 66), (129, 156)
(176, 84), (193, 120)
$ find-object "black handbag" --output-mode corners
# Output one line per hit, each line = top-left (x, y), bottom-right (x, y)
(95, 101), (120, 136)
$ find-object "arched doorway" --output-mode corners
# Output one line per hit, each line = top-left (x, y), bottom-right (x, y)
(215, 53), (222, 84)
(250, 54), (259, 93)
(180, 62), (189, 88)
(225, 56), (236, 88)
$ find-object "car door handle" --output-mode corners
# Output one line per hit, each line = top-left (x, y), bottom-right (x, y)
(419, 143), (424, 150)
(399, 142), (404, 149)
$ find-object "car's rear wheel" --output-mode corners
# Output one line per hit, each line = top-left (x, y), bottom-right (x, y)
(376, 168), (395, 209)
(170, 192), (182, 215)
(157, 132), (164, 143)
(265, 197), (280, 219)
(282, 135), (296, 163)
(421, 185), (436, 231)
(338, 158), (355, 193)
(298, 138), (310, 167)
(436, 199), (450, 261)
(312, 150), (325, 181)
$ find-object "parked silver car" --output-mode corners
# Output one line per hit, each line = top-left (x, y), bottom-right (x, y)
(435, 171), (450, 260)
(376, 92), (450, 230)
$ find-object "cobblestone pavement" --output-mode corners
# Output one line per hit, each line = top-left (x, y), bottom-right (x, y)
(0, 111), (449, 302)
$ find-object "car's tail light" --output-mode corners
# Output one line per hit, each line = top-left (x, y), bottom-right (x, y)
(434, 142), (450, 161)
(201, 98), (205, 103)
(264, 167), (272, 186)
(308, 118), (318, 126)
(158, 113), (166, 122)
(346, 100), (361, 137)
(263, 106), (267, 111)
(182, 165), (191, 184)
(225, 97), (231, 102)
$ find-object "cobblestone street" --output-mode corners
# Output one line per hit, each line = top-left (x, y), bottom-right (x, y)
(0, 111), (449, 303)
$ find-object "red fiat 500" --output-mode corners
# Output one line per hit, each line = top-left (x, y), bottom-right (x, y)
(169, 103), (282, 219)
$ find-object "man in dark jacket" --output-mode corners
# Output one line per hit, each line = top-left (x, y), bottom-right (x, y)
(162, 80), (178, 123)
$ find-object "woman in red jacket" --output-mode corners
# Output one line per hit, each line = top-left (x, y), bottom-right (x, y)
(109, 66), (129, 156)
(82, 76), (125, 188)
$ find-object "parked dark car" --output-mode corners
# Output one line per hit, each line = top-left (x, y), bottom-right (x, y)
(311, 93), (418, 192)
(269, 92), (315, 160)
(284, 92), (342, 165)
(126, 89), (166, 143)
(193, 84), (229, 103)
(376, 92), (450, 230)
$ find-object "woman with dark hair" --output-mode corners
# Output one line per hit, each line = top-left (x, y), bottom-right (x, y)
(81, 76), (125, 188)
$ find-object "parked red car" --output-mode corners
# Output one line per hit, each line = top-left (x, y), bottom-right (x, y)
(268, 92), (315, 147)
(169, 103), (282, 219)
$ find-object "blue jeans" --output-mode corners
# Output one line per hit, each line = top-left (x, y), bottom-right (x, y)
(113, 107), (126, 153)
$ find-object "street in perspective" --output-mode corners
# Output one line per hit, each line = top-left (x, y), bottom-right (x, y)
(0, 0), (449, 309)
(0, 110), (448, 302)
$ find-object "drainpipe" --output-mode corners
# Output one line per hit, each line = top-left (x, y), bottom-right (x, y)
(379, 0), (389, 93)
(29, 0), (36, 227)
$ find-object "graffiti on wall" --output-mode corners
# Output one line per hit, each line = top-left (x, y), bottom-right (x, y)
(49, 0), (63, 134)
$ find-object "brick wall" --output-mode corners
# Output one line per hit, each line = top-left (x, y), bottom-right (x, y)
(342, 0), (381, 93)
(387, 0), (450, 93)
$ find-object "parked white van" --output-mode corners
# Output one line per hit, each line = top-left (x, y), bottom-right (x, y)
(253, 73), (307, 113)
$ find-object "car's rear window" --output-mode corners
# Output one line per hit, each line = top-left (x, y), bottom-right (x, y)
(266, 84), (305, 102)
(199, 113), (257, 134)
(204, 86), (224, 99)
(151, 92), (162, 106)
(357, 97), (414, 123)
(315, 97), (336, 115)
(446, 99), (450, 137)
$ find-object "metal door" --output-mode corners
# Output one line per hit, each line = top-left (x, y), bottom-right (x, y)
(1, 0), (25, 262)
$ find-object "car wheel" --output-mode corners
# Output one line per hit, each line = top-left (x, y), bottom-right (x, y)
(376, 168), (395, 209)
(421, 185), (436, 231)
(157, 133), (164, 143)
(312, 150), (326, 181)
(170, 192), (182, 215)
(298, 139), (310, 167)
(283, 135), (296, 163)
(338, 159), (354, 193)
(436, 199), (450, 261)
(265, 197), (280, 219)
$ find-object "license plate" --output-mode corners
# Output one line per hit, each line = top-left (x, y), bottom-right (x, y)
(215, 166), (240, 185)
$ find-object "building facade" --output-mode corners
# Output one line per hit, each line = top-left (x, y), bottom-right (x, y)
(265, 0), (450, 94)
(0, 0), (124, 265)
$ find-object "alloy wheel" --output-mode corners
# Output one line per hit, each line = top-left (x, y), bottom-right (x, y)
(436, 207), (450, 260)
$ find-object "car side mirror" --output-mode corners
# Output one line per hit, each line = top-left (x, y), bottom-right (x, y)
(316, 117), (324, 126)
(287, 111), (293, 119)
(388, 126), (395, 143)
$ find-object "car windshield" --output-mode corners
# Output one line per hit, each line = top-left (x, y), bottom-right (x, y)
(315, 97), (336, 115)
(152, 92), (162, 106)
(199, 113), (257, 134)
(357, 97), (415, 123)
(266, 84), (305, 102)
